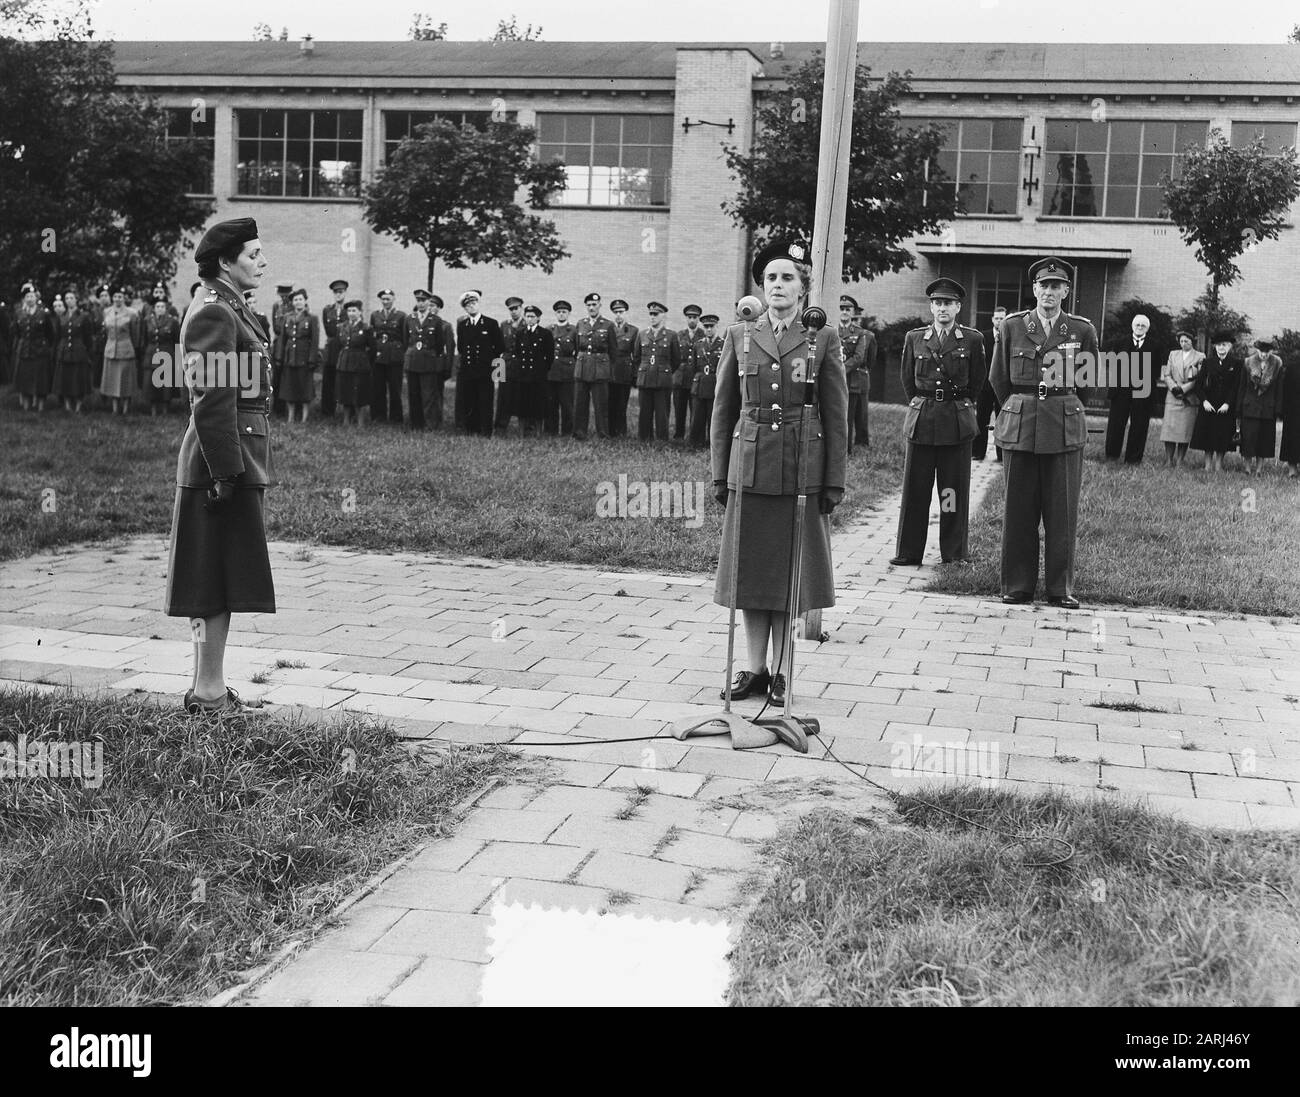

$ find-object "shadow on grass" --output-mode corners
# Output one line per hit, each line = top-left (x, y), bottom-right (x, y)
(0, 687), (510, 1006)
(729, 784), (1300, 1006)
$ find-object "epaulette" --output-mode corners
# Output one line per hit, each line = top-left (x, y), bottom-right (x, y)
(1067, 311), (1095, 324)
(1006, 309), (1030, 320)
(203, 289), (219, 304)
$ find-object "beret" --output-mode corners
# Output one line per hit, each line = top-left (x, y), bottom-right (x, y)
(751, 238), (810, 284)
(553, 300), (572, 311)
(505, 296), (524, 307)
(344, 299), (363, 311)
(584, 292), (601, 304)
(683, 303), (702, 317)
(926, 277), (965, 301)
(329, 279), (349, 292)
(646, 300), (667, 313)
(195, 217), (259, 265)
(610, 299), (629, 311)
(20, 281), (36, 295)
(1028, 256), (1074, 284)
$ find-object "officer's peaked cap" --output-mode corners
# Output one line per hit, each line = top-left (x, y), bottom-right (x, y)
(1028, 256), (1074, 284)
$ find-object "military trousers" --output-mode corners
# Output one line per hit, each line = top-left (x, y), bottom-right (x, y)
(847, 392), (870, 453)
(573, 379), (609, 439)
(608, 382), (632, 437)
(638, 388), (671, 441)
(672, 386), (690, 438)
(407, 372), (445, 430)
(1001, 447), (1084, 598)
(688, 396), (713, 447)
(895, 440), (972, 562)
(370, 361), (403, 424)
(544, 380), (574, 436)
(973, 382), (1001, 461)
(1105, 388), (1155, 464)
(493, 378), (516, 430)
(459, 375), (494, 436)
(321, 341), (340, 416)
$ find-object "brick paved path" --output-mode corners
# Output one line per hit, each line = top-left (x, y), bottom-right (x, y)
(3, 459), (1299, 1003)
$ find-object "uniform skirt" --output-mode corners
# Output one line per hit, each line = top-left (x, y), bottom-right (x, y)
(336, 370), (369, 407)
(1159, 395), (1198, 443)
(1239, 416), (1276, 460)
(1191, 408), (1236, 454)
(280, 364), (315, 404)
(101, 354), (137, 398)
(713, 490), (835, 612)
(1280, 366), (1300, 463)
(14, 350), (52, 398)
(163, 487), (276, 617)
(53, 356), (92, 400)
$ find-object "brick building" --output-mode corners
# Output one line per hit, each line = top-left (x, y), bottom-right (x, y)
(114, 39), (1300, 349)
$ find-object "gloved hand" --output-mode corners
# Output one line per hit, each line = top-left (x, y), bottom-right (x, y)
(819, 487), (844, 516)
(204, 478), (236, 513)
(1202, 400), (1214, 412)
(714, 481), (729, 507)
(1218, 403), (1230, 414)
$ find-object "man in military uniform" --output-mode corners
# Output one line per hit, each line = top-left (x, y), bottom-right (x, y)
(608, 298), (638, 437)
(496, 295), (526, 433)
(405, 289), (449, 430)
(674, 303), (705, 439)
(369, 289), (407, 425)
(545, 300), (577, 437)
(990, 256), (1098, 608)
(839, 294), (875, 454)
(634, 301), (680, 441)
(973, 305), (1007, 461)
(515, 304), (554, 434)
(270, 281), (294, 416)
(573, 291), (617, 441)
(456, 289), (503, 436)
(687, 313), (722, 448)
(891, 279), (986, 566)
(320, 278), (348, 418)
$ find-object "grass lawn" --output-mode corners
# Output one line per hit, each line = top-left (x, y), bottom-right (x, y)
(729, 786), (1300, 1006)
(0, 688), (510, 1006)
(929, 416), (1300, 616)
(0, 397), (909, 571)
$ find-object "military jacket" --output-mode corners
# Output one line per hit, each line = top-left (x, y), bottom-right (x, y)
(990, 309), (1098, 454)
(899, 323), (987, 445)
(516, 324), (555, 381)
(456, 314), (504, 379)
(404, 311), (453, 374)
(369, 308), (407, 365)
(840, 322), (876, 394)
(176, 278), (274, 489)
(611, 320), (639, 385)
(633, 325), (680, 389)
(501, 318), (526, 381)
(60, 309), (95, 364)
(711, 314), (848, 496)
(691, 334), (723, 399)
(549, 321), (578, 382)
(322, 301), (345, 343)
(575, 315), (617, 382)
(336, 321), (372, 373)
(275, 312), (321, 370)
(675, 325), (706, 387)
(14, 307), (55, 356)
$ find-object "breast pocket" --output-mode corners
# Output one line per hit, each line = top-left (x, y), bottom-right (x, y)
(1009, 351), (1039, 386)
(994, 394), (1023, 446)
(741, 360), (761, 403)
(1063, 399), (1086, 449)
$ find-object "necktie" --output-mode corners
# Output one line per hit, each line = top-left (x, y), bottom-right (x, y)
(773, 320), (786, 339)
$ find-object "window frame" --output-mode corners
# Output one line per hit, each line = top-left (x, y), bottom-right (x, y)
(235, 108), (365, 201)
(910, 116), (1024, 217)
(535, 112), (674, 210)
(163, 106), (217, 198)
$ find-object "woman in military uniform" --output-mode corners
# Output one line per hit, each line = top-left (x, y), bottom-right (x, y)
(13, 282), (55, 412)
(52, 288), (95, 413)
(1190, 331), (1242, 473)
(711, 239), (848, 705)
(275, 288), (320, 423)
(335, 300), (372, 427)
(163, 216), (275, 716)
(144, 298), (181, 415)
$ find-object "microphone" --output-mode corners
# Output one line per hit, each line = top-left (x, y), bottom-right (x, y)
(737, 296), (764, 321)
(801, 306), (827, 331)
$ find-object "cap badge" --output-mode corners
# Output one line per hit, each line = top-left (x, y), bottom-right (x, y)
(788, 244), (805, 260)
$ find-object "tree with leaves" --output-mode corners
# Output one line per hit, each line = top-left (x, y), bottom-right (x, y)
(408, 13), (448, 40)
(362, 118), (568, 290)
(492, 15), (542, 41)
(723, 58), (957, 281)
(252, 21), (271, 40)
(1162, 134), (1300, 335)
(0, 0), (213, 294)
(1175, 287), (1252, 348)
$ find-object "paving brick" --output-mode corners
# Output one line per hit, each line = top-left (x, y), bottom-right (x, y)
(524, 785), (631, 817)
(368, 910), (491, 962)
(477, 784), (543, 811)
(1005, 755), (1098, 787)
(537, 757), (620, 786)
(488, 878), (611, 913)
(1143, 746), (1236, 775)
(312, 900), (408, 952)
(457, 807), (569, 843)
(655, 831), (759, 872)
(407, 835), (487, 872)
(546, 814), (670, 857)
(673, 745), (778, 780)
(1244, 803), (1300, 829)
(382, 956), (485, 1006)
(576, 850), (695, 902)
(727, 813), (783, 841)
(370, 869), (501, 913)
(247, 948), (417, 1006)
(1191, 773), (1292, 806)
(462, 841), (589, 881)
(603, 765), (707, 797)
(1144, 795), (1253, 830)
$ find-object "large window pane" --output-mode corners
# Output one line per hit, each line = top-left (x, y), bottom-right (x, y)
(536, 112), (672, 206)
(1231, 121), (1297, 153)
(992, 118), (1022, 148)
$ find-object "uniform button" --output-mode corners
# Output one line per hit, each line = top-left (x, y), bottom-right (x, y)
(771, 363), (780, 371)
(245, 426), (253, 433)
(771, 382), (779, 391)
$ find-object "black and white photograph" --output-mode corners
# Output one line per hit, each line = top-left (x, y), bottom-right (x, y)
(1, 0), (1297, 1067)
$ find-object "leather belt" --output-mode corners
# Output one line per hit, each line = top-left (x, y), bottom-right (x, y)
(1012, 384), (1077, 399)
(919, 387), (968, 402)
(747, 406), (818, 426)
(237, 402), (269, 413)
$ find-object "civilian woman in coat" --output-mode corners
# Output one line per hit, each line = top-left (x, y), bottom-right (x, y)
(275, 288), (320, 424)
(101, 286), (141, 415)
(1190, 331), (1242, 473)
(711, 238), (848, 707)
(163, 216), (274, 716)
(1238, 337), (1285, 475)
(1159, 330), (1203, 467)
(1280, 356), (1300, 477)
(52, 289), (95, 413)
(335, 300), (372, 427)
(13, 282), (55, 412)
